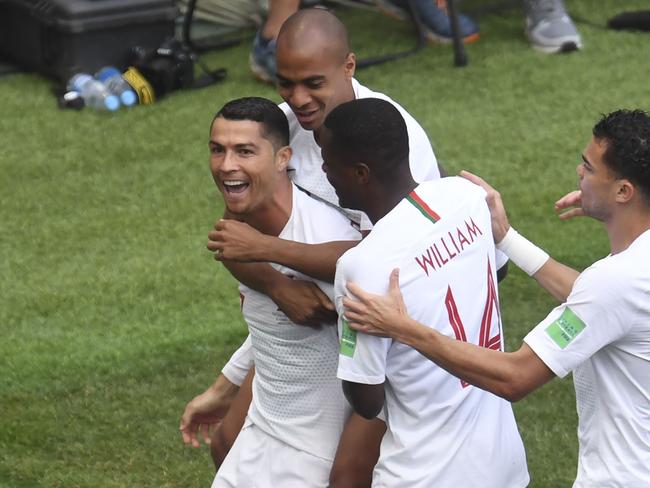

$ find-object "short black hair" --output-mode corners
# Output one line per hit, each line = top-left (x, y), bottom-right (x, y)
(323, 98), (409, 182)
(593, 109), (650, 201)
(213, 97), (289, 149)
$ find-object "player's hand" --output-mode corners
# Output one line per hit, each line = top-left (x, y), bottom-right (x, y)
(270, 278), (337, 327)
(344, 269), (410, 341)
(180, 378), (239, 448)
(554, 190), (584, 220)
(208, 219), (271, 262)
(459, 170), (510, 243)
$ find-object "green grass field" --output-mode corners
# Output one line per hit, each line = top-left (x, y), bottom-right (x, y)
(1, 1), (648, 486)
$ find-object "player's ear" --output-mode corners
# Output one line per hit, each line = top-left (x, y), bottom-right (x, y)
(615, 178), (635, 204)
(275, 145), (292, 172)
(344, 52), (356, 79)
(354, 162), (370, 184)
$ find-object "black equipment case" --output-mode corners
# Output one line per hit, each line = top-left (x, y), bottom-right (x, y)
(0, 0), (178, 82)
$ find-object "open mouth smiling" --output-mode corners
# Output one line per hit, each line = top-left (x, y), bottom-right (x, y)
(223, 180), (249, 194)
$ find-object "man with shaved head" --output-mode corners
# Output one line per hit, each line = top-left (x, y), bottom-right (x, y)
(275, 7), (440, 231)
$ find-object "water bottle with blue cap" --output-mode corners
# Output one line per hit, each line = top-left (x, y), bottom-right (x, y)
(67, 73), (120, 111)
(95, 67), (137, 107)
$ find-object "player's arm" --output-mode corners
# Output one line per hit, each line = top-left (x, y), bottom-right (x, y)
(210, 368), (254, 469)
(460, 170), (579, 301)
(180, 335), (255, 448)
(401, 326), (553, 402)
(209, 218), (358, 282)
(329, 414), (385, 488)
(335, 262), (390, 421)
(343, 270), (555, 402)
(529, 257), (580, 302)
(223, 260), (337, 326)
(342, 380), (385, 420)
(180, 372), (240, 448)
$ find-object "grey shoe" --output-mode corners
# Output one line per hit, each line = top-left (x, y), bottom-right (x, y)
(524, 0), (582, 53)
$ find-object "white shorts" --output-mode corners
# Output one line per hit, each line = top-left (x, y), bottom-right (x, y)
(211, 418), (331, 488)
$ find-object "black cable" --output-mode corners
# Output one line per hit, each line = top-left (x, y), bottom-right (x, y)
(192, 54), (227, 89)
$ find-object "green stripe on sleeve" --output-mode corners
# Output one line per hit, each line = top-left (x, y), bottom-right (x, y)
(340, 318), (357, 357)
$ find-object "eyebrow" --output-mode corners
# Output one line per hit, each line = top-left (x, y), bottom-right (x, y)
(208, 140), (256, 148)
(581, 154), (592, 167)
(276, 74), (326, 84)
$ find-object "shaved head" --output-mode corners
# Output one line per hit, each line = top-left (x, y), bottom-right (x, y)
(277, 8), (350, 64)
(274, 8), (356, 136)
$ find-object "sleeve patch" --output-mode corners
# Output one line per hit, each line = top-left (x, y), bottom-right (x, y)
(340, 318), (357, 357)
(545, 307), (586, 349)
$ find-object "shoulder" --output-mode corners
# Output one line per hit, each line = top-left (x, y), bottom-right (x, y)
(355, 80), (418, 126)
(279, 102), (301, 136)
(337, 236), (388, 283)
(568, 254), (636, 311)
(339, 208), (419, 288)
(279, 101), (293, 118)
(293, 186), (361, 239)
(566, 233), (650, 314)
(354, 80), (438, 180)
(416, 177), (486, 208)
(576, 226), (650, 291)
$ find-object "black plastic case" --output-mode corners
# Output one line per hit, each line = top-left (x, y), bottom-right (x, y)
(0, 0), (178, 82)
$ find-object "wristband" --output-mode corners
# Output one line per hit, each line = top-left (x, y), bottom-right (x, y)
(496, 227), (550, 276)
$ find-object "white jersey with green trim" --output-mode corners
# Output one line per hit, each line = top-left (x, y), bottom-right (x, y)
(335, 177), (529, 487)
(242, 184), (360, 462)
(524, 229), (650, 488)
(280, 78), (440, 231)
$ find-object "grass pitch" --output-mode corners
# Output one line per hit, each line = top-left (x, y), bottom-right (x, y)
(1, 1), (648, 486)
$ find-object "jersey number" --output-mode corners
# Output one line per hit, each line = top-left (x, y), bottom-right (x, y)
(444, 258), (502, 388)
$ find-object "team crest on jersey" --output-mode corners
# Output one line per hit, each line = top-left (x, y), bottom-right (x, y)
(545, 307), (586, 349)
(340, 318), (357, 357)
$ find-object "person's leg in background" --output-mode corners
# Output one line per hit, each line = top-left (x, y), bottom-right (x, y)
(374, 0), (581, 53)
(250, 0), (300, 83)
(374, 0), (480, 44)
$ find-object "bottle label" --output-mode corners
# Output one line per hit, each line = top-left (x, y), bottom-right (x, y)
(123, 67), (156, 105)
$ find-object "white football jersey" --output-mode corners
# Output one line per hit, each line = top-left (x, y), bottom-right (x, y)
(336, 177), (529, 487)
(281, 77), (440, 231)
(525, 229), (650, 488)
(243, 184), (360, 461)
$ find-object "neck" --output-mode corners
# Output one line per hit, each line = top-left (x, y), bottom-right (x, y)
(364, 176), (418, 224)
(237, 178), (293, 236)
(605, 205), (650, 254)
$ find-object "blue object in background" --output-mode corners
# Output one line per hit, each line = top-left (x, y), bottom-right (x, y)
(95, 67), (137, 107)
(67, 73), (120, 111)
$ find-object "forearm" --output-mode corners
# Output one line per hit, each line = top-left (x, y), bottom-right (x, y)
(258, 238), (359, 283)
(397, 319), (551, 402)
(531, 258), (580, 302)
(208, 372), (240, 401)
(223, 260), (287, 296)
(497, 227), (578, 302)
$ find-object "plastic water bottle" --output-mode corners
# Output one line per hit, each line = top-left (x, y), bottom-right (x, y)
(95, 67), (137, 107)
(67, 73), (120, 111)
